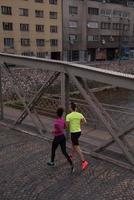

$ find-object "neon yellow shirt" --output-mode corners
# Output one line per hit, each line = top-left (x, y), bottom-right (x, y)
(66, 111), (85, 133)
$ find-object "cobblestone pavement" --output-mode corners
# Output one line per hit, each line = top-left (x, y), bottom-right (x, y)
(0, 125), (134, 200)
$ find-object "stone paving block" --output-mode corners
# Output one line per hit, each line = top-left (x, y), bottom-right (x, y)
(0, 125), (134, 200)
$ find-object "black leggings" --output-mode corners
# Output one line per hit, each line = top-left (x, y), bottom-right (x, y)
(51, 135), (73, 166)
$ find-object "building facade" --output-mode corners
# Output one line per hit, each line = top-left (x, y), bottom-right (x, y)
(63, 0), (134, 61)
(62, 0), (87, 62)
(1, 0), (134, 61)
(0, 0), (62, 59)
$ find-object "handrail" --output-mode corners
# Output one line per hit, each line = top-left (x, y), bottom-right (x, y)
(0, 53), (134, 90)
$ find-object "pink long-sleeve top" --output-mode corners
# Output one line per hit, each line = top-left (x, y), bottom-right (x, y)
(52, 117), (65, 137)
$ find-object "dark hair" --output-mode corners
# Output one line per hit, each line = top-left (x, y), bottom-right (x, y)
(71, 102), (77, 111)
(57, 107), (64, 118)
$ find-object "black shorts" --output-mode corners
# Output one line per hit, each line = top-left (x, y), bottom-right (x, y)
(71, 132), (81, 145)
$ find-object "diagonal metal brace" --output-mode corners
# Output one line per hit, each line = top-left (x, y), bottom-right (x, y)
(3, 63), (44, 134)
(14, 71), (60, 125)
(68, 70), (134, 166)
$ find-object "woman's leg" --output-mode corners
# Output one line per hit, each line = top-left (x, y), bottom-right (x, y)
(60, 137), (73, 166)
(51, 138), (59, 162)
(70, 145), (76, 158)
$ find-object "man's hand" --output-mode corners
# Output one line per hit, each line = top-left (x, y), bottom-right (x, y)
(81, 117), (87, 125)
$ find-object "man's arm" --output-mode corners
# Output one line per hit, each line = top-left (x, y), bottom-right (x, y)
(80, 115), (87, 125)
(65, 115), (70, 131)
(66, 121), (70, 132)
(65, 121), (70, 139)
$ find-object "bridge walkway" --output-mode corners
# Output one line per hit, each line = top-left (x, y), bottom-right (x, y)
(0, 124), (134, 200)
(2, 106), (134, 155)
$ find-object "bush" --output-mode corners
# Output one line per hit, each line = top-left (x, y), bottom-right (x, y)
(5, 100), (28, 110)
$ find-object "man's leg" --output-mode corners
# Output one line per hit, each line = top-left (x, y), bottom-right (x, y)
(73, 145), (85, 161)
(71, 132), (88, 169)
(71, 133), (84, 161)
(74, 145), (88, 169)
(70, 145), (76, 159)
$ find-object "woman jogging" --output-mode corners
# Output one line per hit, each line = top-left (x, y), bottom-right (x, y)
(47, 107), (74, 173)
(66, 102), (88, 170)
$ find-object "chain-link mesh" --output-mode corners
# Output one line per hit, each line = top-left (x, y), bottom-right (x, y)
(2, 66), (134, 131)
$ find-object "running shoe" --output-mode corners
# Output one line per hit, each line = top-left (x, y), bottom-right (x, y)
(69, 154), (73, 159)
(89, 168), (94, 176)
(71, 165), (75, 173)
(47, 161), (55, 166)
(82, 160), (88, 170)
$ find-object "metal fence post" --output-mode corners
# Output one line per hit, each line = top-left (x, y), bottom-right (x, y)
(0, 65), (4, 120)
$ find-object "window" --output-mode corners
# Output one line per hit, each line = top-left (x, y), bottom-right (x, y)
(20, 24), (29, 31)
(122, 36), (129, 42)
(127, 1), (134, 7)
(36, 39), (45, 46)
(49, 0), (57, 5)
(3, 22), (13, 31)
(100, 9), (111, 17)
(101, 22), (111, 29)
(123, 24), (130, 31)
(35, 10), (44, 18)
(49, 12), (57, 19)
(22, 52), (34, 56)
(68, 50), (79, 61)
(88, 35), (98, 41)
(69, 34), (77, 44)
(100, 9), (105, 16)
(35, 0), (43, 2)
(113, 10), (122, 17)
(88, 7), (99, 15)
(50, 39), (58, 46)
(69, 6), (78, 14)
(113, 22), (129, 31)
(113, 23), (120, 30)
(112, 36), (119, 42)
(122, 12), (130, 18)
(1, 6), (12, 15)
(130, 50), (134, 59)
(4, 38), (14, 47)
(36, 25), (44, 32)
(69, 21), (78, 28)
(19, 8), (28, 16)
(37, 52), (46, 58)
(105, 9), (111, 17)
(87, 22), (98, 28)
(50, 25), (58, 33)
(21, 38), (30, 46)
(100, 35), (111, 43)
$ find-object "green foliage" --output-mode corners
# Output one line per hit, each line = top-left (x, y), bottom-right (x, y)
(5, 100), (28, 110)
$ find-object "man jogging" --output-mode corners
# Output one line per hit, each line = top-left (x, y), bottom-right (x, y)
(66, 102), (88, 170)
